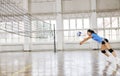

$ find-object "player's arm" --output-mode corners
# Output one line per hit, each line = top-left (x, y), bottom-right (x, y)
(80, 36), (92, 45)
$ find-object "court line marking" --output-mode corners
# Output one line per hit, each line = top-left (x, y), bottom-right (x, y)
(12, 64), (32, 76)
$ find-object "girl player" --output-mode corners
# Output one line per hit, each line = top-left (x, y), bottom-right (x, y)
(80, 29), (119, 70)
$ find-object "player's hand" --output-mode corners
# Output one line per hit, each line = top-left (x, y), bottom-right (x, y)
(80, 42), (83, 45)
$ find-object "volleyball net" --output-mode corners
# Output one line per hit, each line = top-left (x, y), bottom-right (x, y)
(0, 0), (56, 51)
(0, 0), (55, 38)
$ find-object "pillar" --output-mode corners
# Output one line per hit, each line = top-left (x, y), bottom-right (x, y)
(90, 0), (99, 49)
(23, 0), (32, 51)
(90, 0), (97, 29)
(24, 15), (32, 51)
(23, 0), (28, 11)
(56, 0), (64, 50)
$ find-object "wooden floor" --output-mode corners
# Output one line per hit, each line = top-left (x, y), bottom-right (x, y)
(0, 50), (120, 76)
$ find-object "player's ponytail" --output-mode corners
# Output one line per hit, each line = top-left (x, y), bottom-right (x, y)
(87, 29), (96, 34)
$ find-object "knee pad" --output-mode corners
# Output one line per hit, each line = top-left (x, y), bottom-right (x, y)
(108, 49), (113, 53)
(101, 50), (106, 53)
(104, 38), (109, 42)
(102, 41), (105, 44)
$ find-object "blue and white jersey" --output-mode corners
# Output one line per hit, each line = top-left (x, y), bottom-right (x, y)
(91, 33), (103, 43)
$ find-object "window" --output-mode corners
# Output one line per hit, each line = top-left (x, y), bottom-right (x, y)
(84, 18), (90, 28)
(38, 21), (44, 30)
(112, 17), (118, 28)
(0, 22), (6, 29)
(32, 21), (37, 31)
(63, 18), (90, 41)
(64, 31), (69, 37)
(64, 19), (69, 30)
(44, 20), (50, 23)
(77, 19), (82, 29)
(105, 30), (110, 40)
(97, 17), (119, 41)
(32, 20), (56, 43)
(44, 20), (56, 30)
(6, 22), (12, 31)
(98, 30), (104, 37)
(97, 18), (103, 28)
(104, 17), (110, 28)
(119, 17), (120, 27)
(19, 21), (24, 32)
(111, 30), (116, 40)
(51, 20), (56, 30)
(70, 19), (76, 29)
(0, 32), (6, 43)
(0, 21), (24, 43)
(13, 22), (19, 33)
(6, 33), (12, 43)
(118, 30), (120, 40)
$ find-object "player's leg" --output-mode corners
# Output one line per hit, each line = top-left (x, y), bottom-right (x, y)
(101, 44), (109, 57)
(104, 41), (117, 57)
(101, 40), (115, 64)
(105, 42), (120, 66)
(101, 44), (112, 67)
(104, 39), (118, 70)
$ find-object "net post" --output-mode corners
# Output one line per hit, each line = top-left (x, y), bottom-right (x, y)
(53, 24), (56, 53)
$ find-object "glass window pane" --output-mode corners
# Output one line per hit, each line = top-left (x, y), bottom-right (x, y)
(64, 31), (69, 37)
(69, 31), (75, 37)
(19, 21), (24, 32)
(111, 30), (116, 40)
(84, 18), (89, 28)
(13, 22), (19, 33)
(6, 22), (12, 31)
(7, 33), (12, 43)
(64, 37), (69, 41)
(98, 30), (104, 37)
(119, 17), (120, 27)
(38, 21), (44, 30)
(51, 20), (56, 30)
(105, 30), (110, 40)
(0, 32), (6, 43)
(13, 34), (19, 43)
(70, 19), (76, 29)
(77, 19), (82, 29)
(119, 30), (120, 40)
(44, 20), (50, 23)
(112, 17), (118, 28)
(69, 37), (74, 41)
(64, 19), (69, 30)
(32, 21), (37, 31)
(104, 17), (110, 28)
(0, 22), (5, 29)
(97, 18), (103, 28)
(19, 36), (24, 43)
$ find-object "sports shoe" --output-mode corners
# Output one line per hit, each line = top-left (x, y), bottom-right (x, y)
(115, 57), (120, 66)
(106, 56), (112, 62)
(106, 56), (117, 71)
(111, 58), (117, 71)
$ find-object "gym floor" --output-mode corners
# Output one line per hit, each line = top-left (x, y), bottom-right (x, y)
(0, 50), (120, 76)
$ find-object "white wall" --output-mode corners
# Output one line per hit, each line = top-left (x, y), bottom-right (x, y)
(0, 44), (23, 52)
(63, 0), (90, 13)
(31, 2), (56, 14)
(30, 0), (120, 14)
(12, 0), (24, 8)
(64, 42), (120, 50)
(12, 0), (120, 14)
(0, 41), (120, 51)
(96, 0), (120, 10)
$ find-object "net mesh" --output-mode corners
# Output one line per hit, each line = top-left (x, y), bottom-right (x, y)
(0, 0), (54, 39)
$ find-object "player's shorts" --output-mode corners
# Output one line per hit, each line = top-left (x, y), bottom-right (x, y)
(101, 38), (109, 44)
